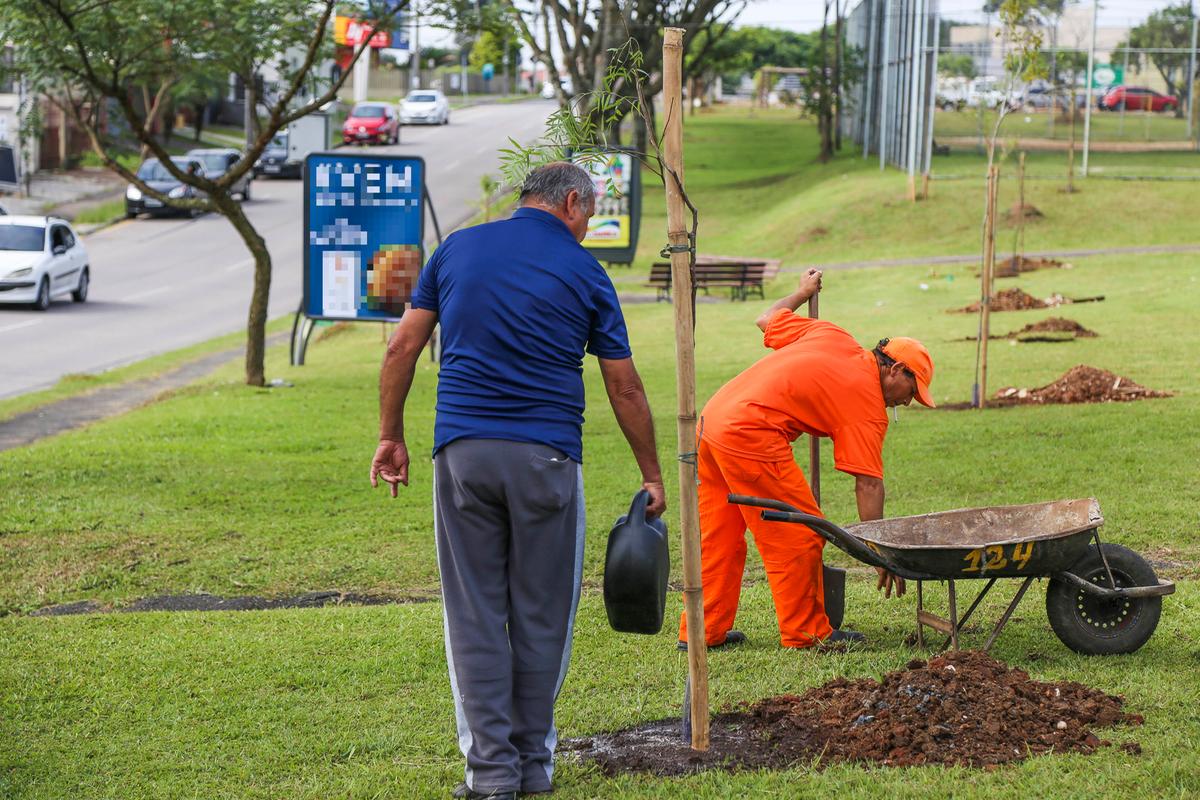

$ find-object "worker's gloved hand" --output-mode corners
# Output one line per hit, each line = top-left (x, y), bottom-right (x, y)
(875, 567), (906, 599)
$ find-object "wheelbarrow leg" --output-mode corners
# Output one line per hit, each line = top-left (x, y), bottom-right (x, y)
(916, 581), (925, 648)
(940, 578), (998, 651)
(984, 576), (1036, 653)
(948, 580), (959, 650)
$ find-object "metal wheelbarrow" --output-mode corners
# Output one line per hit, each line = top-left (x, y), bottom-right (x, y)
(729, 495), (1175, 655)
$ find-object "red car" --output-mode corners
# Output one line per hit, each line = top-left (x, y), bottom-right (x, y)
(1099, 86), (1178, 112)
(342, 102), (400, 145)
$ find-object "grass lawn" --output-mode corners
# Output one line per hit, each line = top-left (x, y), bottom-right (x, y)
(70, 197), (126, 226)
(933, 107), (1192, 143)
(2, 107), (1199, 798)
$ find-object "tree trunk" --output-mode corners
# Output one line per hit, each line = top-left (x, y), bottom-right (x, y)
(193, 102), (205, 142)
(834, 0), (843, 151)
(818, 2), (834, 161)
(215, 194), (272, 386)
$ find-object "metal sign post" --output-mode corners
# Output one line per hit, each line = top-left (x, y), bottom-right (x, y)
(291, 151), (427, 365)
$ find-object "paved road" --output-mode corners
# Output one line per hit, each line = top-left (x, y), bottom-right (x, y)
(0, 100), (557, 399)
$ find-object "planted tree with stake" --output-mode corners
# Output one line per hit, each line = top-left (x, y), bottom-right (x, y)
(973, 0), (1045, 408)
(0, 0), (409, 386)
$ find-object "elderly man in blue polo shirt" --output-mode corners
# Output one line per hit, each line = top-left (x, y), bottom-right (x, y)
(371, 162), (665, 800)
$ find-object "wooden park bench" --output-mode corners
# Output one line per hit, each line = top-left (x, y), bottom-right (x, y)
(645, 256), (781, 302)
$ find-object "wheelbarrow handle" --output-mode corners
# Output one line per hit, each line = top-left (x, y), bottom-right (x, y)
(759, 510), (897, 572)
(726, 494), (802, 514)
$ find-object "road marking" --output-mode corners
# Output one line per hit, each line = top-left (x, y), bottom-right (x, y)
(126, 286), (169, 302)
(444, 160), (462, 171)
(224, 258), (255, 273)
(0, 319), (42, 335)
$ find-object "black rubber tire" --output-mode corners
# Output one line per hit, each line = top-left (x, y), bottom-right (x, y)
(1046, 543), (1162, 655)
(242, 182), (251, 202)
(33, 277), (50, 311)
(72, 268), (89, 302)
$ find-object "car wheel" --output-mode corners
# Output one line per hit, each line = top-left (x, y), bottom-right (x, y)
(72, 268), (89, 303)
(242, 182), (251, 202)
(33, 277), (50, 311)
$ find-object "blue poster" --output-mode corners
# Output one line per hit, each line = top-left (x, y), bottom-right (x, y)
(303, 152), (425, 321)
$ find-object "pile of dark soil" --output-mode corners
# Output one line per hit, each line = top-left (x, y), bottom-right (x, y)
(967, 316), (1099, 342)
(566, 651), (1141, 776)
(994, 365), (1173, 405)
(1004, 202), (1044, 225)
(994, 255), (1067, 278)
(956, 288), (1049, 313)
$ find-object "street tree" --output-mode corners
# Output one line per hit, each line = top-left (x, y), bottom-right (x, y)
(0, 0), (408, 386)
(1112, 3), (1197, 114)
(939, 53), (978, 79)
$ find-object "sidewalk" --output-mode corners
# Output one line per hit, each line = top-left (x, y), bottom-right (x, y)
(1, 168), (125, 218)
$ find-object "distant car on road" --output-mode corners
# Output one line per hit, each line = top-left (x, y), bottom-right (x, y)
(1099, 86), (1178, 112)
(0, 215), (89, 311)
(125, 157), (207, 219)
(184, 148), (252, 201)
(342, 102), (399, 145)
(400, 90), (450, 125)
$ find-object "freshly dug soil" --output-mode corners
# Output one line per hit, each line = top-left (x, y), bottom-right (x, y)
(1004, 202), (1044, 225)
(966, 316), (1099, 342)
(956, 288), (1049, 312)
(994, 365), (1173, 405)
(994, 255), (1066, 278)
(566, 651), (1141, 775)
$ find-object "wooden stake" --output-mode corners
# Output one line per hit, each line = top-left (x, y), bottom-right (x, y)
(808, 292), (821, 505)
(979, 164), (999, 409)
(1016, 151), (1026, 265)
(662, 26), (709, 752)
(921, 172), (931, 201)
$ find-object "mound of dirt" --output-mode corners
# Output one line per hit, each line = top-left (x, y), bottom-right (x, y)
(995, 365), (1173, 405)
(566, 651), (1141, 776)
(1013, 317), (1097, 337)
(994, 255), (1067, 278)
(957, 287), (1049, 313)
(1004, 202), (1044, 225)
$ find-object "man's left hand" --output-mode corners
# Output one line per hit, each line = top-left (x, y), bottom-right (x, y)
(875, 567), (906, 598)
(370, 439), (410, 498)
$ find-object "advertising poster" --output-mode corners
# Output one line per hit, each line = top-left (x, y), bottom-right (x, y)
(303, 152), (425, 322)
(576, 150), (640, 264)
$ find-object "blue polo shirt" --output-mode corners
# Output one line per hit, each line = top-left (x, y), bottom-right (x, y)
(411, 207), (631, 462)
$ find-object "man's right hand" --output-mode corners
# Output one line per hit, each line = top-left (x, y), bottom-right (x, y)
(370, 439), (410, 498)
(642, 479), (667, 518)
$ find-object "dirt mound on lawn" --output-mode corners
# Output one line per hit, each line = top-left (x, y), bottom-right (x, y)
(956, 288), (1049, 312)
(995, 365), (1173, 405)
(994, 255), (1067, 278)
(566, 651), (1141, 776)
(967, 316), (1099, 341)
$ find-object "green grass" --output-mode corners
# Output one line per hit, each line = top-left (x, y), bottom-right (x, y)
(2, 107), (1199, 798)
(70, 198), (126, 226)
(934, 107), (1192, 143)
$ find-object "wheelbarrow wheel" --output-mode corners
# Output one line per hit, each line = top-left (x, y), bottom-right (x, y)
(1046, 543), (1162, 656)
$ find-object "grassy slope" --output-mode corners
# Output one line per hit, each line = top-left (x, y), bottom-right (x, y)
(2, 108), (1199, 798)
(933, 107), (1193, 142)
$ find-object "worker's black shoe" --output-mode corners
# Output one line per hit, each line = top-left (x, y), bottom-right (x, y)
(824, 628), (867, 645)
(452, 783), (517, 800)
(677, 630), (747, 651)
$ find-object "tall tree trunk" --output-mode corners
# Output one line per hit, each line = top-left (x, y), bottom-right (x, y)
(818, 1), (834, 161)
(193, 101), (205, 142)
(834, 0), (843, 151)
(215, 193), (272, 386)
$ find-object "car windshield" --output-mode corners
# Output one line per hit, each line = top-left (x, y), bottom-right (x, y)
(136, 159), (189, 181)
(0, 225), (45, 251)
(407, 94), (438, 103)
(351, 105), (387, 118)
(196, 154), (231, 173)
(270, 133), (287, 148)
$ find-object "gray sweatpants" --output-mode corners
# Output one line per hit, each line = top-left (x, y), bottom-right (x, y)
(433, 438), (585, 795)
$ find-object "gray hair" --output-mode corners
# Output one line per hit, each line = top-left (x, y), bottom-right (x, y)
(519, 162), (595, 210)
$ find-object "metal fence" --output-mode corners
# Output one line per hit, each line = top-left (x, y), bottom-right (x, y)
(843, 0), (939, 180)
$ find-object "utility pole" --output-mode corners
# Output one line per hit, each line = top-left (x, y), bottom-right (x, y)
(862, 0), (879, 158)
(1081, 0), (1098, 176)
(923, 0), (940, 181)
(906, 0), (926, 200)
(1187, 9), (1198, 142)
(411, 3), (421, 90)
(879, 0), (893, 169)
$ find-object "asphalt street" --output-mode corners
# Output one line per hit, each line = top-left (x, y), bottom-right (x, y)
(0, 99), (557, 399)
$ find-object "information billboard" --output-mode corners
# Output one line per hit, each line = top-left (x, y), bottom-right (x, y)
(575, 149), (641, 264)
(303, 152), (425, 322)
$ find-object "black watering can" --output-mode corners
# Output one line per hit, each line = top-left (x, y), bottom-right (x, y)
(603, 490), (670, 635)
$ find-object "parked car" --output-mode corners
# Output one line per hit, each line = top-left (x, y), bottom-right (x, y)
(0, 215), (89, 311)
(0, 202), (7, 215)
(125, 157), (207, 218)
(341, 102), (399, 145)
(540, 78), (574, 99)
(1099, 86), (1178, 112)
(400, 90), (450, 125)
(254, 115), (329, 179)
(965, 77), (1019, 110)
(184, 148), (252, 201)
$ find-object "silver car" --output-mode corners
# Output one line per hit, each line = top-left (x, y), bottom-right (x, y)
(184, 148), (253, 201)
(400, 90), (450, 125)
(0, 216), (90, 311)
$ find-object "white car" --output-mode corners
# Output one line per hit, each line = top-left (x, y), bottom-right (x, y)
(400, 90), (450, 125)
(0, 216), (90, 311)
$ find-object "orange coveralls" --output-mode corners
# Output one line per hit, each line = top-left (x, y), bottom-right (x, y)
(679, 310), (890, 648)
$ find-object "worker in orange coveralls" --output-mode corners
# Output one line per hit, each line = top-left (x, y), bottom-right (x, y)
(678, 268), (935, 650)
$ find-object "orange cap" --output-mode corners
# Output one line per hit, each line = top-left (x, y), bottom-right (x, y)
(882, 337), (936, 408)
